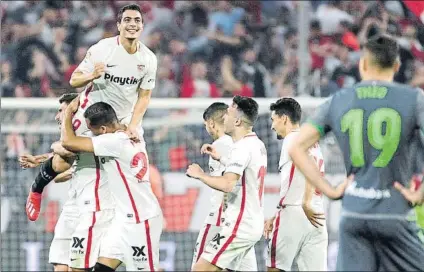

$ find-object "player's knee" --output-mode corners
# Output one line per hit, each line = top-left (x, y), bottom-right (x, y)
(52, 154), (72, 173)
(92, 262), (115, 272)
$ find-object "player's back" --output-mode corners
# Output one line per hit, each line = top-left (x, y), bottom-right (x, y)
(77, 36), (157, 121)
(93, 129), (161, 224)
(224, 133), (267, 240)
(279, 131), (325, 212)
(324, 81), (422, 215)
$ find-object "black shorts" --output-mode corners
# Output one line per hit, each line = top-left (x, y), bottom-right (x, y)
(336, 216), (424, 271)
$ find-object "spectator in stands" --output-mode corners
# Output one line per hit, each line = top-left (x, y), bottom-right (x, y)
(237, 46), (271, 97)
(315, 0), (354, 35)
(180, 59), (220, 98)
(1, 61), (15, 97)
(220, 56), (252, 97)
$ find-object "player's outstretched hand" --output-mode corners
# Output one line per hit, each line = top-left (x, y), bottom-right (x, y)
(263, 217), (275, 239)
(200, 144), (221, 161)
(92, 63), (106, 79)
(125, 125), (140, 142)
(394, 181), (424, 206)
(329, 174), (354, 200)
(302, 204), (325, 228)
(186, 163), (204, 179)
(19, 154), (40, 169)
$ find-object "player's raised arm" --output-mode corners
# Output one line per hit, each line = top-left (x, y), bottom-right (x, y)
(61, 97), (95, 153)
(126, 54), (157, 140)
(69, 44), (105, 88)
(289, 99), (350, 199)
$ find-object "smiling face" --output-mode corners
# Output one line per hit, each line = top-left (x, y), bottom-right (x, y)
(117, 9), (143, 40)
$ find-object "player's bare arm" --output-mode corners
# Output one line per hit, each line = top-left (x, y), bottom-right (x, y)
(69, 63), (105, 88)
(289, 123), (351, 200)
(302, 178), (325, 227)
(186, 163), (239, 193)
(126, 88), (152, 141)
(53, 168), (73, 183)
(51, 141), (76, 158)
(61, 98), (95, 154)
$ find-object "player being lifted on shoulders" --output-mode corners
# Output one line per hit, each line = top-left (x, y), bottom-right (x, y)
(192, 102), (257, 271)
(69, 3), (156, 139)
(61, 100), (163, 272)
(290, 33), (424, 270)
(25, 3), (157, 222)
(264, 98), (328, 271)
(187, 96), (266, 271)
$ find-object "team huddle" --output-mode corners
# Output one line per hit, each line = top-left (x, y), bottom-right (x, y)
(19, 3), (424, 272)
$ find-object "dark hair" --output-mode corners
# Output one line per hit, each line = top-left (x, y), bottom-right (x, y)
(233, 95), (258, 126)
(117, 4), (142, 23)
(310, 20), (321, 31)
(83, 102), (118, 127)
(363, 33), (399, 69)
(58, 93), (79, 105)
(203, 102), (228, 123)
(270, 98), (302, 124)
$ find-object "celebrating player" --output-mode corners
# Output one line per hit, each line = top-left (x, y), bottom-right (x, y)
(192, 102), (257, 270)
(290, 33), (424, 270)
(264, 98), (327, 271)
(19, 93), (79, 272)
(25, 3), (157, 222)
(186, 96), (267, 271)
(61, 100), (163, 271)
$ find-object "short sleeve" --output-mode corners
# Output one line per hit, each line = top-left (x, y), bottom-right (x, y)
(225, 145), (250, 176)
(307, 97), (333, 137)
(139, 54), (157, 90)
(416, 89), (424, 134)
(76, 43), (104, 74)
(92, 133), (125, 157)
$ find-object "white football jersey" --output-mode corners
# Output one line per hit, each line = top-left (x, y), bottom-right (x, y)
(92, 128), (161, 224)
(223, 132), (267, 240)
(72, 151), (114, 212)
(278, 131), (325, 211)
(76, 36), (157, 121)
(204, 135), (233, 226)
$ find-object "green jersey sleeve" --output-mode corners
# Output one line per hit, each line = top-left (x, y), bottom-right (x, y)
(307, 97), (333, 137)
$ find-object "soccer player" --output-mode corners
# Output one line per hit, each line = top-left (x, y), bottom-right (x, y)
(289, 33), (424, 270)
(192, 102), (257, 270)
(26, 3), (157, 222)
(264, 98), (327, 271)
(19, 93), (78, 272)
(61, 100), (163, 272)
(186, 96), (267, 271)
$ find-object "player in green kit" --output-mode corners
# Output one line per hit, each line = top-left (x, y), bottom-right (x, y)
(289, 33), (424, 271)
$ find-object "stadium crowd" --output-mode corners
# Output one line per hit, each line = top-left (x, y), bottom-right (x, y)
(2, 0), (424, 99)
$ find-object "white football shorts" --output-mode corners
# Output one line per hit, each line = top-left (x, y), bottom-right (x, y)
(99, 214), (163, 271)
(193, 223), (258, 270)
(48, 204), (80, 266)
(266, 205), (328, 271)
(69, 209), (114, 269)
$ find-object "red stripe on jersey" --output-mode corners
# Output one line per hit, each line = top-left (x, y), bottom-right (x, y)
(144, 220), (154, 271)
(279, 163), (296, 207)
(80, 84), (93, 109)
(115, 160), (141, 223)
(85, 212), (96, 268)
(216, 202), (223, 226)
(93, 156), (101, 211)
(270, 210), (281, 268)
(197, 224), (211, 262)
(211, 173), (246, 265)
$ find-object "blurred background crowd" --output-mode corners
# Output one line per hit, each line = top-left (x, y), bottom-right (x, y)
(2, 0), (424, 99)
